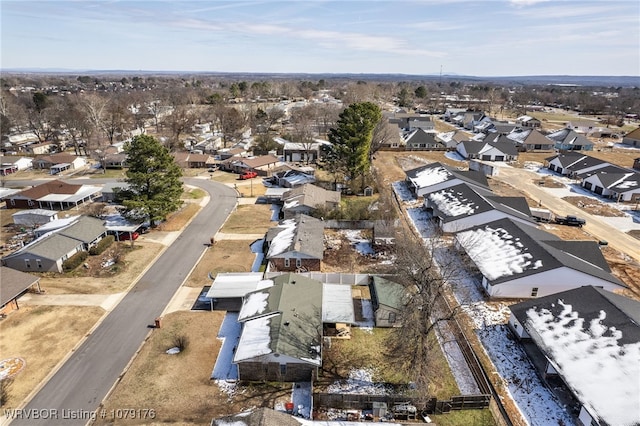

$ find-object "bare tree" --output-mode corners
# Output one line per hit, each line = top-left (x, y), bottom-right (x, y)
(385, 228), (466, 393)
(164, 104), (196, 151)
(370, 117), (400, 160)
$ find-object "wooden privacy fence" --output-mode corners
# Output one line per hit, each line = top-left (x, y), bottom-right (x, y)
(313, 393), (490, 413)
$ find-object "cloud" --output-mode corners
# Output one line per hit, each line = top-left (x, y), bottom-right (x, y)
(508, 0), (552, 5)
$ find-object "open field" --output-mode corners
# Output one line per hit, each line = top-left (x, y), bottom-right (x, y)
(0, 305), (104, 408)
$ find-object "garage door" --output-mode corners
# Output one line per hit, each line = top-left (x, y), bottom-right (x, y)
(594, 186), (603, 195)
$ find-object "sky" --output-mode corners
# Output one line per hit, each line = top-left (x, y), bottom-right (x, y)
(1, 0), (639, 76)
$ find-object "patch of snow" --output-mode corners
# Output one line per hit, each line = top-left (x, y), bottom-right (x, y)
(214, 420), (245, 426)
(340, 230), (375, 255)
(411, 165), (451, 189)
(292, 382), (312, 419)
(457, 225), (543, 281)
(392, 180), (415, 202)
(267, 219), (297, 257)
(238, 291), (269, 320)
(428, 189), (478, 217)
(354, 299), (375, 332)
(233, 313), (276, 361)
(444, 151), (466, 162)
(327, 368), (391, 395)
(215, 379), (239, 397)
(212, 312), (241, 380)
(526, 302), (640, 426)
(166, 347), (180, 355)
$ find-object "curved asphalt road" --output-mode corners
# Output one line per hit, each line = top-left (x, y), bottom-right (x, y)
(10, 178), (237, 426)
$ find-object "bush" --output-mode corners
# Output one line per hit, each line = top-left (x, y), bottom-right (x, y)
(89, 235), (115, 255)
(62, 251), (89, 272)
(171, 335), (189, 352)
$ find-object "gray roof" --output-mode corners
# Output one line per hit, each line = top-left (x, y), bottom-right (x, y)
(282, 183), (340, 211)
(405, 128), (442, 146)
(0, 267), (40, 306)
(546, 152), (586, 167)
(565, 155), (608, 172)
(406, 162), (489, 190)
(58, 216), (106, 243)
(266, 214), (324, 259)
(510, 285), (640, 350)
(4, 234), (83, 261)
(458, 218), (625, 287)
(211, 408), (300, 426)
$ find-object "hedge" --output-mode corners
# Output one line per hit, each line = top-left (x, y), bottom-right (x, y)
(89, 235), (115, 255)
(62, 251), (89, 272)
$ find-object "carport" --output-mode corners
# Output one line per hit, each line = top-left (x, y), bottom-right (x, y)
(205, 272), (268, 311)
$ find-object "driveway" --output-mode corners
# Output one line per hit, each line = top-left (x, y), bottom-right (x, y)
(9, 178), (237, 426)
(493, 166), (640, 262)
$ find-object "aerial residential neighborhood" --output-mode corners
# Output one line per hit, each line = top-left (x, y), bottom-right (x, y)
(1, 1), (639, 426)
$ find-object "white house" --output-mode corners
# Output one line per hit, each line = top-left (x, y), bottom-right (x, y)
(508, 286), (640, 426)
(582, 171), (640, 201)
(405, 162), (489, 198)
(621, 127), (640, 147)
(455, 218), (626, 299)
(0, 156), (33, 174)
(456, 139), (518, 162)
(424, 183), (536, 233)
(12, 209), (59, 227)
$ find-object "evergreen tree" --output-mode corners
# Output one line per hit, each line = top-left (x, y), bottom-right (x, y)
(119, 135), (183, 227)
(326, 102), (381, 186)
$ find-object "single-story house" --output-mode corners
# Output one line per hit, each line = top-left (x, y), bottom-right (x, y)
(566, 120), (597, 134)
(456, 139), (518, 162)
(516, 115), (541, 128)
(621, 127), (640, 147)
(101, 182), (130, 203)
(171, 152), (216, 168)
(547, 129), (594, 151)
(505, 129), (554, 152)
(102, 153), (127, 169)
(225, 154), (282, 176)
(281, 139), (326, 164)
(281, 184), (340, 219)
(12, 209), (59, 227)
(404, 128), (446, 151)
(424, 183), (535, 233)
(0, 156), (32, 175)
(2, 215), (107, 273)
(443, 108), (467, 122)
(33, 153), (86, 171)
(234, 273), (323, 382)
(369, 276), (405, 328)
(436, 130), (471, 150)
(265, 215), (324, 272)
(405, 162), (489, 198)
(5, 180), (102, 210)
(455, 218), (626, 299)
(26, 141), (54, 155)
(546, 152), (597, 176)
(276, 169), (317, 188)
(0, 267), (42, 316)
(582, 171), (640, 202)
(508, 286), (640, 426)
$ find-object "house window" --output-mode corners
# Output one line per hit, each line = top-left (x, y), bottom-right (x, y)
(36, 259), (42, 269)
(284, 258), (290, 268)
(531, 287), (539, 297)
(279, 364), (287, 376)
(389, 312), (397, 323)
(295, 258), (302, 268)
(10, 199), (15, 206)
(28, 200), (35, 206)
(25, 259), (31, 269)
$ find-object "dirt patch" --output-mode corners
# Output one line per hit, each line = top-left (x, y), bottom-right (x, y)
(98, 311), (293, 425)
(0, 305), (104, 407)
(322, 230), (394, 275)
(562, 196), (627, 217)
(601, 246), (640, 302)
(628, 230), (640, 240)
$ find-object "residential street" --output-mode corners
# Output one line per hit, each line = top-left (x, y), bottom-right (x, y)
(493, 166), (640, 263)
(9, 178), (237, 426)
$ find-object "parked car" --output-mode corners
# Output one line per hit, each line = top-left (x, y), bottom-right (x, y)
(117, 231), (139, 240)
(239, 171), (257, 180)
(555, 215), (586, 227)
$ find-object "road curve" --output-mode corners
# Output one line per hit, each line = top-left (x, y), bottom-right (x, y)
(493, 167), (640, 263)
(9, 178), (237, 426)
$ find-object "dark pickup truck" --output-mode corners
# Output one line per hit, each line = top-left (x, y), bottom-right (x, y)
(555, 215), (586, 227)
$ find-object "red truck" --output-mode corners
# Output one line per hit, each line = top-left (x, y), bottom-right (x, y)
(239, 171), (257, 180)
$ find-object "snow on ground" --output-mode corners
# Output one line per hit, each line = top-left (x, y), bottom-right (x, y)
(295, 420), (402, 426)
(270, 204), (281, 221)
(212, 312), (241, 396)
(445, 151), (466, 162)
(354, 299), (375, 332)
(391, 180), (415, 202)
(250, 238), (265, 272)
(291, 382), (312, 419)
(395, 179), (575, 425)
(327, 368), (392, 395)
(340, 230), (375, 255)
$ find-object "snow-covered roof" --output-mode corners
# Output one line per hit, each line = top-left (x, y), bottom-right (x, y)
(12, 209), (58, 218)
(455, 218), (624, 287)
(266, 219), (297, 257)
(510, 286), (640, 426)
(233, 313), (276, 361)
(428, 187), (481, 217)
(407, 163), (451, 188)
(37, 185), (101, 203)
(238, 290), (270, 321)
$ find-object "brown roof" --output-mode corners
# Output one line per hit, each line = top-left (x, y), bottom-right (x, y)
(243, 155), (280, 168)
(0, 267), (40, 306)
(625, 127), (640, 140)
(15, 180), (82, 199)
(35, 153), (79, 164)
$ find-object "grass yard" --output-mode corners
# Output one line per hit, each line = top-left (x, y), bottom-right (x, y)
(184, 240), (256, 288)
(182, 187), (206, 200)
(219, 204), (273, 234)
(38, 241), (164, 294)
(0, 305), (104, 408)
(156, 202), (202, 232)
(430, 409), (496, 426)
